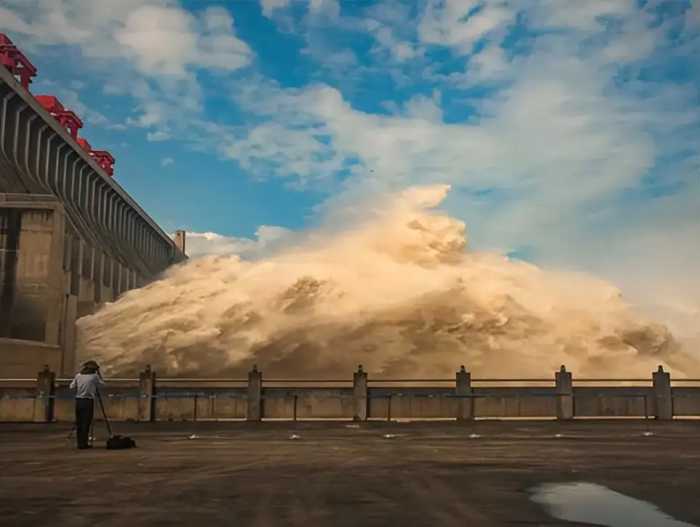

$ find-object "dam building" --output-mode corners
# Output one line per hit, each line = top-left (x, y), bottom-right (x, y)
(0, 34), (186, 376)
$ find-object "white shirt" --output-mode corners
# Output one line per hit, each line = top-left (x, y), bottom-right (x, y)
(69, 373), (105, 399)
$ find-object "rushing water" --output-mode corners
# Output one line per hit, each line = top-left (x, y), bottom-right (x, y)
(77, 185), (698, 378)
(531, 482), (697, 527)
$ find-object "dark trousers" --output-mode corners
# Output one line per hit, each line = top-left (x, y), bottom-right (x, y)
(75, 398), (94, 448)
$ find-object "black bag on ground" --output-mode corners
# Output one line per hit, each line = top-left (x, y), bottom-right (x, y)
(106, 434), (136, 449)
(97, 389), (136, 450)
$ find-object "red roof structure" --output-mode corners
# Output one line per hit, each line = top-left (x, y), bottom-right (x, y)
(76, 137), (92, 153)
(0, 33), (37, 90)
(3, 34), (116, 178)
(90, 150), (115, 177)
(35, 94), (64, 113)
(35, 95), (84, 139)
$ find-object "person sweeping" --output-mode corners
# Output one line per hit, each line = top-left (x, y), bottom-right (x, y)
(69, 360), (105, 450)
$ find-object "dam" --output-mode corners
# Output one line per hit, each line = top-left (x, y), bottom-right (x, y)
(0, 34), (186, 376)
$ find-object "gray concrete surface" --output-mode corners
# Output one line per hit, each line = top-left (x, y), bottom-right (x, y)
(1, 420), (699, 526)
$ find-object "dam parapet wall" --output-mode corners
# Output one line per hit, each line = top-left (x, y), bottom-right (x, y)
(1, 365), (699, 423)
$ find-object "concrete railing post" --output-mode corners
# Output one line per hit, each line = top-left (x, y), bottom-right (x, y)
(555, 365), (573, 420)
(247, 365), (262, 422)
(138, 365), (156, 422)
(353, 364), (368, 421)
(34, 365), (55, 423)
(456, 365), (473, 421)
(653, 365), (673, 420)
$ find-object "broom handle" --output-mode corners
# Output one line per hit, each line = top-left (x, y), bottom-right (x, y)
(96, 388), (113, 437)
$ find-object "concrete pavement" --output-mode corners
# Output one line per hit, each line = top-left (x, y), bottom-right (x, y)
(1, 420), (699, 526)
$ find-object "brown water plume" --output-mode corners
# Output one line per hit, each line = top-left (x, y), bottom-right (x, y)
(76, 185), (698, 378)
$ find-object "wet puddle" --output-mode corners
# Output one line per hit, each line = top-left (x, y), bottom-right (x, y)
(531, 482), (696, 527)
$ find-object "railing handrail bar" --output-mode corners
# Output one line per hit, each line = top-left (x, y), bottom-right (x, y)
(157, 378), (248, 383)
(471, 379), (553, 382)
(369, 379), (454, 382)
(56, 378), (138, 382)
(572, 378), (650, 382)
(251, 379), (351, 383)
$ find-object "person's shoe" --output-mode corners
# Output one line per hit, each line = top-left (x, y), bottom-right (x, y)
(77, 445), (92, 450)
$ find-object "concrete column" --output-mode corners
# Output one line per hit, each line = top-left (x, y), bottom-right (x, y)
(93, 251), (103, 303)
(88, 245), (96, 280)
(69, 157), (79, 202)
(138, 365), (156, 422)
(61, 294), (78, 375)
(126, 213), (132, 243)
(59, 148), (69, 199)
(63, 232), (72, 272)
(97, 185), (104, 227)
(119, 204), (126, 241)
(115, 261), (122, 296)
(33, 365), (55, 423)
(555, 365), (574, 420)
(175, 230), (186, 254)
(77, 166), (86, 210)
(653, 365), (673, 420)
(109, 195), (115, 232)
(103, 192), (109, 230)
(353, 364), (368, 421)
(247, 365), (262, 421)
(102, 190), (108, 229)
(115, 203), (122, 240)
(456, 365), (473, 421)
(88, 178), (96, 222)
(45, 204), (66, 345)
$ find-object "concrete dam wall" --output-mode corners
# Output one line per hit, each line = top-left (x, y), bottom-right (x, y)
(0, 57), (186, 376)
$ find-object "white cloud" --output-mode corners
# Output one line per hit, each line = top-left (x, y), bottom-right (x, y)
(529, 0), (637, 33)
(224, 121), (345, 185)
(0, 0), (252, 139)
(402, 92), (443, 122)
(114, 5), (198, 77)
(418, 0), (514, 54)
(147, 130), (172, 142)
(231, 56), (656, 206)
(196, 7), (254, 71)
(1, 1), (253, 79)
(260, 0), (290, 18)
(160, 157), (174, 167)
(112, 5), (253, 77)
(465, 43), (510, 84)
(369, 24), (421, 62)
(309, 0), (340, 20)
(181, 226), (293, 258)
(0, 7), (32, 34)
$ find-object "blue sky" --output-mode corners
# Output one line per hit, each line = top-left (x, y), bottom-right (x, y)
(1, 0), (699, 329)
